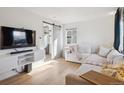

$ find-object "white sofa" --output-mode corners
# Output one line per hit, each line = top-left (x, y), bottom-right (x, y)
(64, 44), (92, 63)
(74, 54), (104, 75)
(65, 47), (124, 85)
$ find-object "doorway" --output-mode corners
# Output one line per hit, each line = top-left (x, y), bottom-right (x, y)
(43, 22), (53, 61)
(43, 21), (62, 61)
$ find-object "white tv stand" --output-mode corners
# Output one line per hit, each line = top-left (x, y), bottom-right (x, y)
(12, 51), (35, 67)
(0, 51), (34, 74)
(18, 52), (34, 66)
(0, 48), (45, 80)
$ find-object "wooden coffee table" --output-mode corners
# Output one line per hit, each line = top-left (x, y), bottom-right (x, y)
(80, 70), (124, 85)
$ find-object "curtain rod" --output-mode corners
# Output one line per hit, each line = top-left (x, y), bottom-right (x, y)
(43, 21), (61, 28)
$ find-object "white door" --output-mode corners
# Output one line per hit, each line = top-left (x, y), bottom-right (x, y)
(52, 25), (62, 59)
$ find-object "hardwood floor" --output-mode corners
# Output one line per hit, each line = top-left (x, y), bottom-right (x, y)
(0, 58), (80, 85)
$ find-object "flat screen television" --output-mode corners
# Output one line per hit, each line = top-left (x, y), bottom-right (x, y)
(0, 26), (36, 49)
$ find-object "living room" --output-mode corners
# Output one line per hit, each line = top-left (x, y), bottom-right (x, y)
(0, 6), (124, 86)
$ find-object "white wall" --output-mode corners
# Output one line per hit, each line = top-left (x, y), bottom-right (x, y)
(0, 8), (42, 80)
(0, 8), (63, 80)
(64, 14), (114, 53)
(0, 8), (43, 54)
(0, 8), (63, 54)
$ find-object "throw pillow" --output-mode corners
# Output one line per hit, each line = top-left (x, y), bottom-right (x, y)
(98, 46), (111, 58)
(107, 49), (123, 64)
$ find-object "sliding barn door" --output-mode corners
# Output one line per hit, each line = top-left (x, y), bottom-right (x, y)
(52, 25), (62, 59)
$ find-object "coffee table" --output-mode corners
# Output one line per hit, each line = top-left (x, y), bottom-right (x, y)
(80, 70), (124, 85)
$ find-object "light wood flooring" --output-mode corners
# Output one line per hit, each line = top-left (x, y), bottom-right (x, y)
(0, 58), (80, 85)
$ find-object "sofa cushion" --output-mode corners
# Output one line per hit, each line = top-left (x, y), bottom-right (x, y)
(98, 46), (111, 58)
(74, 64), (102, 75)
(83, 54), (107, 66)
(76, 45), (91, 61)
(78, 45), (91, 54)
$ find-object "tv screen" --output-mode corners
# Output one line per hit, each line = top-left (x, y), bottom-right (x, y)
(13, 31), (27, 46)
(0, 26), (36, 49)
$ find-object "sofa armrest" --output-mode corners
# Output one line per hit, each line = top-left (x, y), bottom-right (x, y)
(65, 73), (93, 85)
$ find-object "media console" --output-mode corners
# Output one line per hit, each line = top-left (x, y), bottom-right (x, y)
(0, 48), (45, 80)
(0, 49), (34, 75)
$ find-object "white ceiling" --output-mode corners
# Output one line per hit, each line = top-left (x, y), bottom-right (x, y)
(23, 7), (117, 24)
